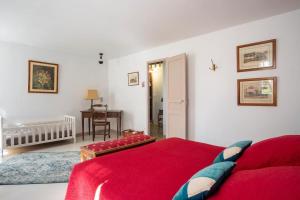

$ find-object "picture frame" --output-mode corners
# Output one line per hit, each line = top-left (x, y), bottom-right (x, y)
(28, 60), (59, 93)
(237, 39), (276, 72)
(238, 77), (277, 106)
(128, 72), (139, 86)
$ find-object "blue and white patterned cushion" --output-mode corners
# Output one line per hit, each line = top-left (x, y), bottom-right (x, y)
(173, 161), (235, 200)
(214, 141), (252, 163)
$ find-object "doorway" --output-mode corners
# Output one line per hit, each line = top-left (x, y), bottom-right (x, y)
(148, 61), (165, 140)
(147, 54), (187, 139)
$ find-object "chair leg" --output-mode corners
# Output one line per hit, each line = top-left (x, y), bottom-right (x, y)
(108, 123), (111, 138)
(88, 118), (91, 135)
(93, 124), (96, 141)
(104, 125), (107, 141)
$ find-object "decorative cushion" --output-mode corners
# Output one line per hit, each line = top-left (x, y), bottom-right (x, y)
(173, 161), (235, 200)
(213, 141), (252, 163)
(209, 166), (300, 200)
(235, 135), (300, 171)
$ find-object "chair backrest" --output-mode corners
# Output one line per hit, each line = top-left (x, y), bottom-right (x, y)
(91, 104), (108, 123)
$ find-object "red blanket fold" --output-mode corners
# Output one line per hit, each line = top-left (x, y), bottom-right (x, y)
(65, 138), (224, 200)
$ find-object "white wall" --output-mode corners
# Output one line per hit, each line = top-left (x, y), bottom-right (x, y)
(0, 41), (108, 132)
(108, 9), (300, 146)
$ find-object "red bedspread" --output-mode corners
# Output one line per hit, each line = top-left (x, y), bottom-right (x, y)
(65, 138), (224, 200)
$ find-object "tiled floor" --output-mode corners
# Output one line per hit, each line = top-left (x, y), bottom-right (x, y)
(0, 131), (118, 200)
(149, 122), (165, 140)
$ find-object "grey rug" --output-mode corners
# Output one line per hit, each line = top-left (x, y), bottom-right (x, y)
(0, 151), (80, 185)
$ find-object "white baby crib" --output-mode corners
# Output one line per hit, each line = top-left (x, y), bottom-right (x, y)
(0, 115), (76, 156)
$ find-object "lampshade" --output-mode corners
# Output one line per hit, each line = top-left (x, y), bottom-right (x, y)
(85, 90), (100, 100)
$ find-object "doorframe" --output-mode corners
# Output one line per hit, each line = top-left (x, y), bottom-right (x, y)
(146, 58), (166, 136)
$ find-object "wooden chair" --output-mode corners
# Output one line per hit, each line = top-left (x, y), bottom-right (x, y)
(91, 104), (111, 141)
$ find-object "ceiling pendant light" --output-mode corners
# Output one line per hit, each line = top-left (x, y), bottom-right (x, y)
(99, 53), (104, 64)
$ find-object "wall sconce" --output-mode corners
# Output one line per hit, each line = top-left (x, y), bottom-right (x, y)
(209, 59), (217, 71)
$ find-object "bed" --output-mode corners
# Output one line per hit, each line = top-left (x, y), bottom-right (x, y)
(65, 138), (224, 200)
(65, 135), (300, 200)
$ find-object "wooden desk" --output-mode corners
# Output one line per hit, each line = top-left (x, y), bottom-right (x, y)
(81, 110), (122, 140)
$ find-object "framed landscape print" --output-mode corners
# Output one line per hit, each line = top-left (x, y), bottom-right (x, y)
(28, 60), (59, 93)
(237, 39), (276, 72)
(238, 77), (277, 106)
(128, 72), (139, 86)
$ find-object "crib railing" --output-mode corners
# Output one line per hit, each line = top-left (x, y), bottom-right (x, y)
(1, 115), (76, 157)
(0, 116), (3, 156)
(64, 115), (76, 143)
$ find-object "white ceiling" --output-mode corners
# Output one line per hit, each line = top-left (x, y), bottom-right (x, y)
(1, 0), (300, 59)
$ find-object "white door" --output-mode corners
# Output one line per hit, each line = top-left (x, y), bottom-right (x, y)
(166, 54), (187, 139)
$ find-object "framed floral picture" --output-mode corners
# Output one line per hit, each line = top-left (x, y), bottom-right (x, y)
(238, 77), (277, 106)
(128, 72), (139, 86)
(28, 60), (59, 93)
(237, 39), (276, 72)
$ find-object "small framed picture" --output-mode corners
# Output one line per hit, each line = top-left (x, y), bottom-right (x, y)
(237, 39), (276, 72)
(238, 77), (277, 106)
(28, 60), (59, 93)
(128, 72), (139, 86)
